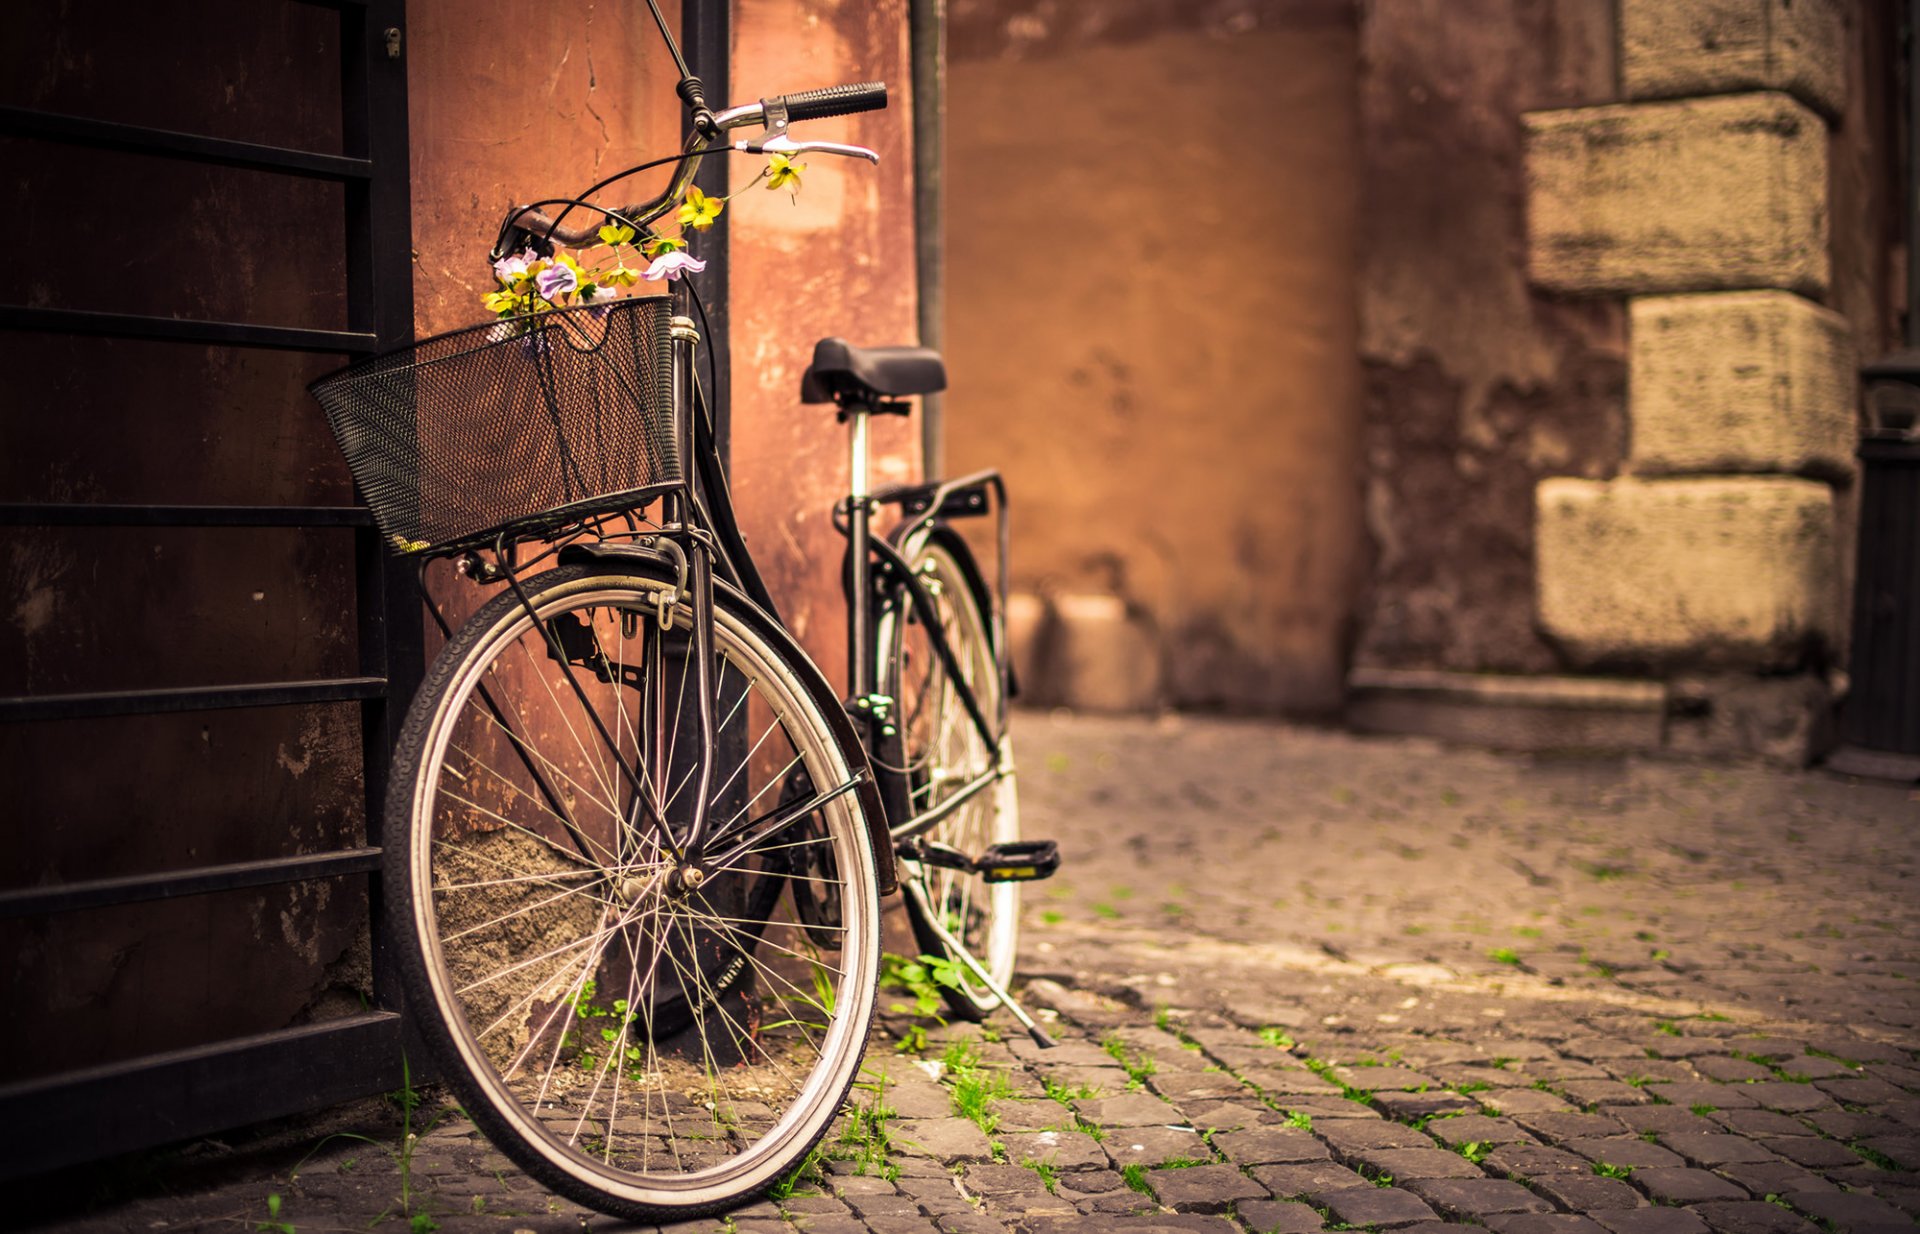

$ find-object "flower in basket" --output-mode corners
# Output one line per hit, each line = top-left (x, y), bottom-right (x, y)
(642, 251), (707, 282)
(482, 155), (801, 318)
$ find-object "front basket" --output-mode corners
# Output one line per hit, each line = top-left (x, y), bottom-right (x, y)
(310, 296), (681, 555)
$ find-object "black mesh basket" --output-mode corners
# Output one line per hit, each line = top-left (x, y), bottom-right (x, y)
(310, 296), (680, 555)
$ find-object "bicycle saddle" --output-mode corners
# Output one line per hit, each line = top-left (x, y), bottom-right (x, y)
(800, 337), (947, 404)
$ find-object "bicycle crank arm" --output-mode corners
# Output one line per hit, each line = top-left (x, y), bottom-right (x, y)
(902, 878), (1057, 1049)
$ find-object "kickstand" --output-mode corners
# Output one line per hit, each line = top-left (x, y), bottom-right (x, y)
(903, 878), (1057, 1048)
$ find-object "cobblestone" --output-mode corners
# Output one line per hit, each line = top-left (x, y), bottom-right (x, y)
(1400, 1176), (1556, 1218)
(1595, 1211), (1713, 1234)
(1690, 1200), (1822, 1234)
(1631, 1167), (1750, 1205)
(22, 713), (1919, 1233)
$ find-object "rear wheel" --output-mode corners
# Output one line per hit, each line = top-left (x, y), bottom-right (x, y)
(388, 563), (880, 1220)
(879, 533), (1019, 1019)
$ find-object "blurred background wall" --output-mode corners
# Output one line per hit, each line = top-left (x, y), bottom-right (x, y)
(943, 0), (1903, 767)
(946, 0), (1364, 717)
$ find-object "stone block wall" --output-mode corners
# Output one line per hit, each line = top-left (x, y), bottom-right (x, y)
(1526, 93), (1830, 298)
(1525, 0), (1861, 762)
(1628, 292), (1856, 479)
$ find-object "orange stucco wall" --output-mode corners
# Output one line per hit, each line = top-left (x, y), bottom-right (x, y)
(729, 0), (920, 690)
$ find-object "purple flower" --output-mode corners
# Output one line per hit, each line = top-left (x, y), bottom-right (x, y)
(641, 251), (708, 282)
(536, 262), (579, 299)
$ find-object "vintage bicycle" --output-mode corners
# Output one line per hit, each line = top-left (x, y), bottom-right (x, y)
(309, 7), (1056, 1221)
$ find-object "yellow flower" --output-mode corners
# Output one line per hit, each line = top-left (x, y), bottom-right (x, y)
(766, 153), (805, 193)
(677, 185), (723, 231)
(645, 235), (687, 258)
(597, 222), (636, 247)
(482, 288), (522, 314)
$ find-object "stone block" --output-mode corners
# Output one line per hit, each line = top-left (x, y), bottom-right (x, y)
(1004, 589), (1051, 704)
(1048, 592), (1163, 713)
(1344, 668), (1668, 751)
(1526, 94), (1829, 297)
(1629, 293), (1855, 479)
(1535, 477), (1837, 667)
(1622, 0), (1845, 117)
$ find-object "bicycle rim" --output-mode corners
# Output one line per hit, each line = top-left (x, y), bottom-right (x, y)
(883, 536), (1019, 1017)
(389, 564), (879, 1219)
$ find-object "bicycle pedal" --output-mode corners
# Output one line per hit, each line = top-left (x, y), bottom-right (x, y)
(976, 840), (1059, 883)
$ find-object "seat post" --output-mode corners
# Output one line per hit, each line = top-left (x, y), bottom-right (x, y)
(847, 400), (874, 701)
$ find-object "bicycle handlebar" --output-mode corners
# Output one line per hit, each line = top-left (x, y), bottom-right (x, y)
(495, 81), (888, 256)
(779, 81), (888, 122)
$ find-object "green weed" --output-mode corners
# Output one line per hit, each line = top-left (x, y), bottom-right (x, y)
(1043, 1077), (1102, 1104)
(768, 1147), (828, 1200)
(1022, 1156), (1060, 1195)
(1852, 1142), (1897, 1170)
(1489, 948), (1522, 967)
(292, 1051), (440, 1220)
(1592, 1161), (1632, 1180)
(256, 1193), (294, 1234)
(880, 952), (963, 1020)
(1101, 1034), (1158, 1089)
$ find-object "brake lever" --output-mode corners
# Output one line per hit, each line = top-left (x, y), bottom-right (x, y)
(735, 132), (880, 164)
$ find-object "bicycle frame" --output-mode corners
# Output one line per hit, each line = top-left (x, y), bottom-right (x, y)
(834, 402), (1012, 848)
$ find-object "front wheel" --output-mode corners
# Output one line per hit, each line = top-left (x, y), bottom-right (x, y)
(386, 562), (880, 1221)
(878, 531), (1020, 1019)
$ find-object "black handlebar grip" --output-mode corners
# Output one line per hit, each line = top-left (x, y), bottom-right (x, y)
(777, 81), (888, 122)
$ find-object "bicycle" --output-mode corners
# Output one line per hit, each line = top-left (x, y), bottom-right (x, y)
(308, 8), (1058, 1222)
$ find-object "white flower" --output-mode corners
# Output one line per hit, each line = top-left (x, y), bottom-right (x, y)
(641, 251), (709, 282)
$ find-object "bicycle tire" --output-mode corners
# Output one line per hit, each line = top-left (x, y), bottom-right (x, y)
(387, 561), (880, 1220)
(879, 530), (1020, 1019)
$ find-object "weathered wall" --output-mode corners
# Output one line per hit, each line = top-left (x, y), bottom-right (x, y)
(945, 2), (1363, 714)
(1514, 0), (1900, 763)
(1353, 0), (1628, 677)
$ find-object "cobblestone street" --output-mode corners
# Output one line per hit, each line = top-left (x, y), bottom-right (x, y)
(28, 712), (1920, 1234)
